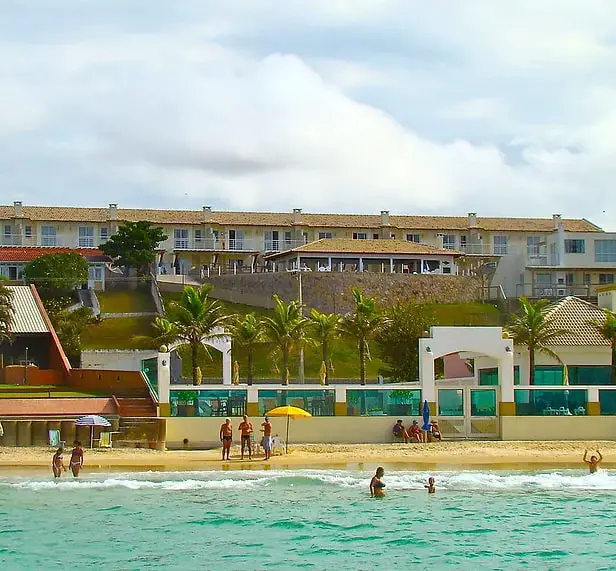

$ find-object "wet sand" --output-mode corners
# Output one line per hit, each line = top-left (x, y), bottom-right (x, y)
(1, 441), (615, 473)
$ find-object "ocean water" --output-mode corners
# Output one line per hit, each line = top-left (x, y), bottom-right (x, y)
(1, 467), (616, 570)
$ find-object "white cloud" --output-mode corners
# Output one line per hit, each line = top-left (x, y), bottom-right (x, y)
(1, 1), (616, 229)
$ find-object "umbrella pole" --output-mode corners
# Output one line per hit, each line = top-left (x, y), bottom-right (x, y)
(286, 415), (290, 454)
(90, 426), (94, 449)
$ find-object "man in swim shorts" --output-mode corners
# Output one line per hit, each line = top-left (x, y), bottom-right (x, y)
(583, 449), (603, 473)
(261, 416), (272, 460)
(219, 418), (233, 461)
(238, 415), (253, 460)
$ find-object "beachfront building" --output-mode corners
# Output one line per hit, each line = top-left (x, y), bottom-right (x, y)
(0, 247), (110, 290)
(1, 202), (615, 297)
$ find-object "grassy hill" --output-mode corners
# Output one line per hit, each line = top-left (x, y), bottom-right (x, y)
(81, 291), (502, 380)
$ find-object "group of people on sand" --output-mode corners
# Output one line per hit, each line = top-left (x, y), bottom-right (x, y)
(370, 467), (436, 498)
(219, 415), (274, 461)
(51, 441), (84, 478)
(393, 419), (441, 443)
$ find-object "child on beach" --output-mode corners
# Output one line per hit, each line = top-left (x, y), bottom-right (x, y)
(425, 477), (436, 494)
(52, 448), (67, 478)
(583, 449), (603, 474)
(370, 467), (386, 498)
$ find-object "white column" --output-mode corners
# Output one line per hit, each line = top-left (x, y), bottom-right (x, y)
(222, 343), (232, 385)
(418, 339), (436, 402)
(327, 256), (332, 270)
(358, 257), (364, 272)
(157, 351), (171, 405)
(389, 258), (394, 273)
(498, 347), (515, 403)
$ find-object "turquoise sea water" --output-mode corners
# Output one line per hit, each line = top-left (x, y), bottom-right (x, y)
(1, 467), (616, 570)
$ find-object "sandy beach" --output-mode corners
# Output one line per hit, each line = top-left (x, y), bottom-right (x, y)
(1, 441), (615, 472)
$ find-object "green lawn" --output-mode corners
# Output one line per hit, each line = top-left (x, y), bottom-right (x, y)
(0, 384), (105, 398)
(81, 316), (159, 350)
(97, 289), (156, 313)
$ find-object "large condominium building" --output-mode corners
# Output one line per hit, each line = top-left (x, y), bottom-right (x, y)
(0, 201), (615, 298)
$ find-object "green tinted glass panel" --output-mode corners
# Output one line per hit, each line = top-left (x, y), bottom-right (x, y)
(169, 390), (247, 417)
(346, 390), (421, 416)
(599, 390), (616, 415)
(140, 357), (158, 400)
(569, 366), (611, 386)
(534, 366), (564, 385)
(471, 390), (496, 416)
(479, 367), (520, 386)
(514, 389), (587, 416)
(438, 389), (464, 416)
(258, 390), (335, 416)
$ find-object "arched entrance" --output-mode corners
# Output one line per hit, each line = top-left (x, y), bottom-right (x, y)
(419, 326), (514, 438)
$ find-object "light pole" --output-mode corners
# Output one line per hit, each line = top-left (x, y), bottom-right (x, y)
(298, 269), (305, 384)
(24, 346), (29, 385)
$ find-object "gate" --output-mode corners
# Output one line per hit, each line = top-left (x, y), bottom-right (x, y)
(436, 386), (499, 439)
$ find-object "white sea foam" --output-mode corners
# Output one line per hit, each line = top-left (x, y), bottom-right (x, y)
(2, 469), (615, 492)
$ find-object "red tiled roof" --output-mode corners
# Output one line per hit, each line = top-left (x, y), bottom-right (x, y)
(0, 247), (109, 263)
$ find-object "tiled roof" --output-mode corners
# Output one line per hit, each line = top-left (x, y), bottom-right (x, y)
(6, 285), (49, 334)
(265, 238), (461, 258)
(542, 296), (610, 346)
(0, 205), (602, 232)
(0, 247), (109, 262)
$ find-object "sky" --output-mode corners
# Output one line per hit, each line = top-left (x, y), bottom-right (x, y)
(2, 0), (616, 228)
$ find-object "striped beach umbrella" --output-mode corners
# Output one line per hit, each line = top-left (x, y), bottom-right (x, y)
(75, 415), (111, 448)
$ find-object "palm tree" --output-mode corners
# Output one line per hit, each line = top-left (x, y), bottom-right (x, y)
(263, 295), (308, 385)
(308, 309), (340, 384)
(153, 285), (230, 385)
(0, 277), (14, 349)
(229, 313), (267, 386)
(338, 288), (386, 385)
(505, 297), (569, 385)
(588, 308), (616, 385)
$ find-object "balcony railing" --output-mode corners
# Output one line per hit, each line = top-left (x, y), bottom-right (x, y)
(1, 233), (107, 248)
(458, 243), (505, 256)
(516, 282), (603, 298)
(172, 238), (307, 252)
(526, 254), (560, 267)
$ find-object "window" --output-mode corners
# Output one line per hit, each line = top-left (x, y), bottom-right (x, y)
(353, 232), (368, 240)
(302, 232), (309, 244)
(442, 234), (456, 249)
(78, 226), (94, 247)
(406, 234), (420, 243)
(24, 225), (32, 238)
(169, 390), (248, 417)
(527, 236), (540, 256)
(265, 231), (280, 250)
(41, 225), (56, 246)
(3, 225), (10, 237)
(318, 232), (333, 240)
(534, 366), (563, 385)
(174, 228), (189, 249)
(194, 229), (204, 248)
(595, 240), (616, 262)
(229, 229), (245, 250)
(346, 390), (421, 416)
(569, 366), (611, 386)
(583, 273), (591, 285)
(494, 235), (508, 255)
(283, 231), (292, 248)
(565, 273), (574, 286)
(599, 274), (615, 284)
(479, 367), (521, 386)
(373, 233), (380, 240)
(259, 390), (336, 416)
(515, 389), (587, 416)
(536, 273), (552, 285)
(565, 239), (585, 254)
(460, 235), (468, 248)
(390, 234), (396, 240)
(99, 227), (109, 242)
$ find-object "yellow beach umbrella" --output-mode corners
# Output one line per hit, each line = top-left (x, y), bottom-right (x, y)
(319, 361), (327, 386)
(233, 361), (240, 385)
(266, 405), (312, 453)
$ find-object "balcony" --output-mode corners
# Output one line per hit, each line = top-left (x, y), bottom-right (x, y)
(173, 238), (307, 252)
(526, 254), (560, 267)
(1, 233), (107, 249)
(458, 243), (505, 256)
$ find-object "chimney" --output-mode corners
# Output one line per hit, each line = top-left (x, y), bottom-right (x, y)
(552, 214), (562, 230)
(13, 201), (23, 217)
(293, 208), (302, 225)
(380, 210), (390, 226)
(108, 203), (118, 220)
(203, 206), (212, 222)
(468, 212), (477, 228)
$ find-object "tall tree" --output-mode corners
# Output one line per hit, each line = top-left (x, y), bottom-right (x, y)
(0, 277), (14, 347)
(338, 288), (387, 385)
(505, 297), (569, 384)
(308, 309), (340, 384)
(376, 301), (436, 382)
(229, 313), (267, 386)
(588, 309), (616, 385)
(153, 285), (229, 385)
(263, 295), (308, 385)
(24, 252), (89, 296)
(101, 221), (168, 276)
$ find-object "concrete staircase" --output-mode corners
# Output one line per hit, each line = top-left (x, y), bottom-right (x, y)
(115, 397), (157, 417)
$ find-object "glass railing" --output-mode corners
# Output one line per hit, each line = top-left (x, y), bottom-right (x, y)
(514, 389), (588, 416)
(470, 389), (497, 417)
(599, 390), (616, 415)
(438, 389), (464, 416)
(258, 389), (335, 416)
(170, 389), (248, 417)
(140, 357), (158, 401)
(346, 389), (421, 417)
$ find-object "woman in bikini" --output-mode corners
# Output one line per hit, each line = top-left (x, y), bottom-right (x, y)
(69, 440), (84, 477)
(370, 467), (386, 498)
(52, 448), (66, 479)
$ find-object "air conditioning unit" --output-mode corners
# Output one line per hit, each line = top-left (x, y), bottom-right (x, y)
(557, 288), (566, 296)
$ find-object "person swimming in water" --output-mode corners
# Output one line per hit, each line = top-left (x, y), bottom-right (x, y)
(52, 448), (66, 479)
(583, 449), (603, 473)
(370, 467), (386, 497)
(425, 476), (436, 494)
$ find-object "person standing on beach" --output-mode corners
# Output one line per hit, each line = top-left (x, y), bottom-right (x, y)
(370, 467), (386, 498)
(52, 448), (67, 478)
(219, 418), (233, 461)
(583, 449), (603, 473)
(69, 441), (84, 477)
(239, 415), (253, 460)
(261, 416), (272, 460)
(425, 477), (436, 494)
